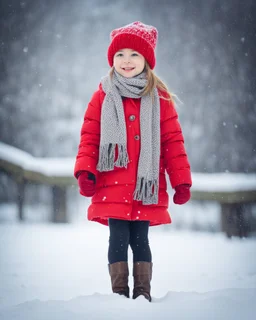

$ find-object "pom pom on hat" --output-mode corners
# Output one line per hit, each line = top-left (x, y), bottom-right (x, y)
(107, 21), (158, 69)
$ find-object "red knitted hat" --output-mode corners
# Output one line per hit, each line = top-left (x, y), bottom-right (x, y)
(107, 21), (158, 70)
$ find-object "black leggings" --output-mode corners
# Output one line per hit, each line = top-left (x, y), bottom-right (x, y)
(108, 218), (152, 264)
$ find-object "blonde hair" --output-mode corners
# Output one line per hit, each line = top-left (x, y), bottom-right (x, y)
(142, 62), (174, 101)
(109, 61), (175, 102)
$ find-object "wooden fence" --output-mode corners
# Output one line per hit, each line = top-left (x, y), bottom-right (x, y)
(1, 142), (256, 237)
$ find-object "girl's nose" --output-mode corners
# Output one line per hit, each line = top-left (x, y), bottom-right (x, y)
(123, 56), (131, 63)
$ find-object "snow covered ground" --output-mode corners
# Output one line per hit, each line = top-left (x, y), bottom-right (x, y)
(0, 222), (256, 319)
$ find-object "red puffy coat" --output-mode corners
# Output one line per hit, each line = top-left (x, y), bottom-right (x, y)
(74, 85), (192, 226)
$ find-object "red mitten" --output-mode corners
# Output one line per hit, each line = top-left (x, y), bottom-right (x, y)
(173, 184), (191, 205)
(77, 171), (96, 197)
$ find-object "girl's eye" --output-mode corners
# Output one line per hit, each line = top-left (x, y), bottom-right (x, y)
(131, 53), (138, 57)
(116, 53), (123, 57)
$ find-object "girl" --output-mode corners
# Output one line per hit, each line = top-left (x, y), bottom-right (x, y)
(74, 21), (192, 302)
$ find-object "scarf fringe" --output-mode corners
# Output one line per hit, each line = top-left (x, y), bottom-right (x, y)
(97, 143), (129, 172)
(114, 144), (129, 167)
(133, 177), (159, 205)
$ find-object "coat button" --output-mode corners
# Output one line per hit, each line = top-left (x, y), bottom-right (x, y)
(129, 115), (136, 121)
(134, 135), (140, 140)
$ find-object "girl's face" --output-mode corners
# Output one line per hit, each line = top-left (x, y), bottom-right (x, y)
(113, 48), (145, 78)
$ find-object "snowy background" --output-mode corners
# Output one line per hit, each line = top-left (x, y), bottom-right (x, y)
(0, 0), (255, 224)
(0, 1), (256, 319)
(0, 0), (255, 171)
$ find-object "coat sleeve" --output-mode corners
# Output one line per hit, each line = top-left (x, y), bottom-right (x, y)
(161, 98), (192, 188)
(74, 89), (102, 179)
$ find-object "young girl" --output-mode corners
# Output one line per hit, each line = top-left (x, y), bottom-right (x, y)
(74, 21), (192, 302)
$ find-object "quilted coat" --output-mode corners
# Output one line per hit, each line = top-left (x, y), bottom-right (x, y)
(74, 84), (192, 226)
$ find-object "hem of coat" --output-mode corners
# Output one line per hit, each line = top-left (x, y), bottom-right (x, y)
(89, 217), (172, 227)
(87, 204), (172, 227)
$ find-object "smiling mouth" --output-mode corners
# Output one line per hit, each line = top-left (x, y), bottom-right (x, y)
(122, 67), (135, 71)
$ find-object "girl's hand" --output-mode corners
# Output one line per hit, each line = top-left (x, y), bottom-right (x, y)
(173, 184), (191, 205)
(77, 171), (96, 197)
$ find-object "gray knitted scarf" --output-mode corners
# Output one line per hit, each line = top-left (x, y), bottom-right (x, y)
(97, 69), (160, 205)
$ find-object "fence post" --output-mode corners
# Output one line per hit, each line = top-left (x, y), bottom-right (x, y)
(17, 180), (25, 221)
(221, 203), (250, 238)
(52, 185), (68, 223)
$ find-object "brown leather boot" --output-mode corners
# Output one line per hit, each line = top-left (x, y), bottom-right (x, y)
(108, 261), (129, 298)
(133, 262), (153, 302)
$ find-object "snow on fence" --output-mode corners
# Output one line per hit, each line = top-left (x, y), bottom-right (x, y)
(1, 142), (256, 237)
(0, 142), (75, 223)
